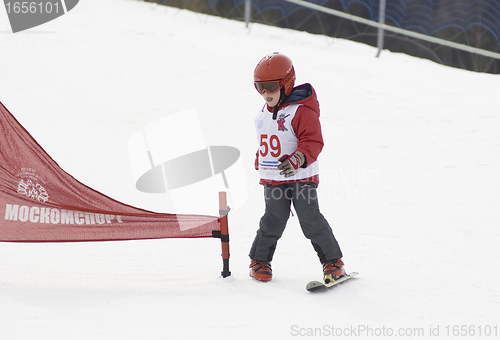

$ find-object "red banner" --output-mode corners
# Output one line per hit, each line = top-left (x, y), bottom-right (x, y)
(0, 101), (220, 242)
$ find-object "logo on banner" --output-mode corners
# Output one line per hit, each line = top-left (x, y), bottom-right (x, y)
(16, 168), (49, 203)
(3, 0), (79, 33)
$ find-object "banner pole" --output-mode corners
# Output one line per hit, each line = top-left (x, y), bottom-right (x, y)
(218, 191), (231, 278)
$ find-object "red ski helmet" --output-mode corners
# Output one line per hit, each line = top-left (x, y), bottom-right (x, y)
(254, 52), (295, 96)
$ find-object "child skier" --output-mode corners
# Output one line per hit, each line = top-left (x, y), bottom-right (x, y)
(249, 52), (345, 284)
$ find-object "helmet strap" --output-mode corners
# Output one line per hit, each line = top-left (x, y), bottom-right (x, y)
(272, 87), (288, 120)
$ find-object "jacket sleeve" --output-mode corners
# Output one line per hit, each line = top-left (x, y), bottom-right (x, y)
(291, 106), (324, 167)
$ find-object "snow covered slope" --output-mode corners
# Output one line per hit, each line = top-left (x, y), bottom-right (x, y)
(1, 0), (499, 338)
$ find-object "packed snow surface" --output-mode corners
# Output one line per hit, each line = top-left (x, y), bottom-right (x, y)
(1, 0), (499, 339)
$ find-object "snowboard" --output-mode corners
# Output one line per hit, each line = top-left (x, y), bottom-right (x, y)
(306, 272), (359, 292)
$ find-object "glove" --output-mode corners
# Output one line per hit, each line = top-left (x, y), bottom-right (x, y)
(278, 151), (305, 178)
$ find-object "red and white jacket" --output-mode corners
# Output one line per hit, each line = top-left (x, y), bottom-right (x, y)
(255, 83), (323, 186)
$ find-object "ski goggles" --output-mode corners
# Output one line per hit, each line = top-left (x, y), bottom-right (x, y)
(254, 81), (281, 94)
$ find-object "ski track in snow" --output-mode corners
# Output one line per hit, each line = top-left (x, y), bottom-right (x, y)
(1, 0), (499, 338)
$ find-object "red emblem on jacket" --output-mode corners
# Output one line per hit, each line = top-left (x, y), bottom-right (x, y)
(277, 112), (290, 132)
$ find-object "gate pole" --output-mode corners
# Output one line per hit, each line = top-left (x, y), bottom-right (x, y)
(218, 191), (231, 278)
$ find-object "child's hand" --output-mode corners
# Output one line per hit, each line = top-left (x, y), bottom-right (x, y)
(278, 151), (305, 177)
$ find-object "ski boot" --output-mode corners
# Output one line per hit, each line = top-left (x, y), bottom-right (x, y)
(249, 259), (272, 282)
(323, 259), (346, 284)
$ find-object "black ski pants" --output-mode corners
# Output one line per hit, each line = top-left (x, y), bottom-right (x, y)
(249, 182), (343, 264)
